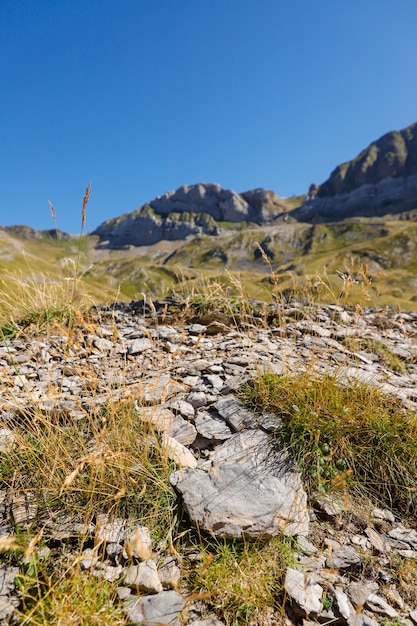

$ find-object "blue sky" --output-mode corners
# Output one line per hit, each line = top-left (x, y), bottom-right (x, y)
(1, 0), (417, 233)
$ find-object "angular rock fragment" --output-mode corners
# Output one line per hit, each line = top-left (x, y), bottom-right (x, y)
(284, 567), (323, 615)
(0, 597), (19, 622)
(170, 430), (308, 537)
(388, 526), (417, 548)
(366, 592), (398, 618)
(171, 399), (195, 419)
(90, 562), (124, 582)
(347, 581), (379, 608)
(161, 434), (197, 468)
(157, 556), (181, 590)
(194, 411), (232, 441)
(371, 507), (395, 523)
(0, 567), (18, 596)
(333, 586), (354, 620)
(128, 338), (152, 354)
(93, 337), (115, 352)
(215, 396), (259, 431)
(365, 526), (391, 553)
(326, 545), (362, 569)
(124, 590), (183, 625)
(187, 391), (207, 408)
(138, 407), (197, 445)
(138, 375), (183, 404)
(169, 415), (197, 445)
(124, 560), (163, 593)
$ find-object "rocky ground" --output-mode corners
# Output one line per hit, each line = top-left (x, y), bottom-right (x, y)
(1, 297), (417, 625)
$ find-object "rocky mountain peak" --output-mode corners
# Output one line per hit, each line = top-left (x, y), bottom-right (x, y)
(297, 121), (417, 221)
(93, 183), (290, 248)
(149, 182), (290, 222)
(319, 121), (417, 197)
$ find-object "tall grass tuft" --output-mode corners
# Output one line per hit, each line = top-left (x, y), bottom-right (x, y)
(240, 372), (417, 516)
(0, 185), (93, 339)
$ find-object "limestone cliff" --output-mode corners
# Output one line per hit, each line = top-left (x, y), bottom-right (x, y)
(92, 183), (290, 248)
(297, 122), (417, 221)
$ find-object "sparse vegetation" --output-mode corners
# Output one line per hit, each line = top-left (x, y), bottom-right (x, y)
(0, 400), (177, 533)
(343, 336), (408, 374)
(15, 560), (127, 626)
(184, 535), (296, 626)
(240, 372), (417, 515)
(4, 208), (417, 308)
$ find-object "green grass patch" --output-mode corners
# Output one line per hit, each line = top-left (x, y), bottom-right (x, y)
(185, 535), (296, 626)
(239, 372), (417, 516)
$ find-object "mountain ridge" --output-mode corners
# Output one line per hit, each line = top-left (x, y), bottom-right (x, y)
(91, 183), (293, 248)
(297, 121), (417, 221)
(91, 121), (417, 246)
(4, 121), (417, 242)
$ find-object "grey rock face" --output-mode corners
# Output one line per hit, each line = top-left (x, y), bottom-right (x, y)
(93, 207), (218, 248)
(150, 183), (251, 221)
(321, 122), (417, 195)
(300, 173), (417, 220)
(92, 183), (287, 248)
(299, 121), (417, 220)
(170, 430), (309, 537)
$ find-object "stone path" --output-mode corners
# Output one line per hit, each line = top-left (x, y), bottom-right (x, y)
(1, 298), (417, 624)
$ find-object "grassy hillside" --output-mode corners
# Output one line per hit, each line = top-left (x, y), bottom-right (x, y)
(2, 214), (417, 310)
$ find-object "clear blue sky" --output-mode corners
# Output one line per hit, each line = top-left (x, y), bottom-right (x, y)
(1, 0), (417, 234)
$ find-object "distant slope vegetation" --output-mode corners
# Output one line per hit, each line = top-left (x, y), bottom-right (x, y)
(3, 216), (417, 309)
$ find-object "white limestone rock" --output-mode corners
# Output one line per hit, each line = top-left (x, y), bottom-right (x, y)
(161, 434), (197, 468)
(284, 567), (323, 615)
(124, 560), (163, 594)
(124, 590), (183, 625)
(170, 430), (309, 537)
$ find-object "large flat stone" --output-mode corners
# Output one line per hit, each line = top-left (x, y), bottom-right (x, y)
(170, 430), (308, 537)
